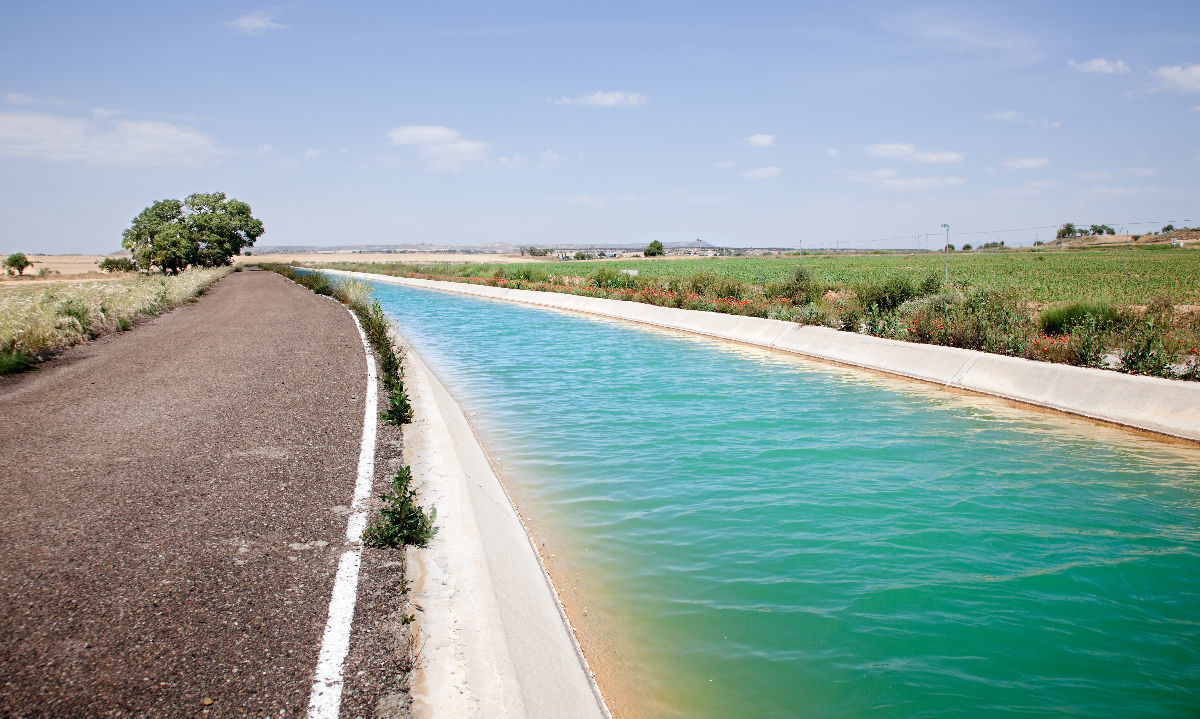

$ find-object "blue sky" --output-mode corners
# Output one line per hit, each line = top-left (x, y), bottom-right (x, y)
(1, 1), (1197, 253)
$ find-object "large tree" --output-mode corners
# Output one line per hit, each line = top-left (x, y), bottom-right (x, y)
(121, 192), (264, 273)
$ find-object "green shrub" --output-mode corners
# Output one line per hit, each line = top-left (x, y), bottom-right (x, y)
(1039, 302), (1118, 335)
(853, 275), (916, 312)
(917, 272), (943, 296)
(363, 465), (437, 548)
(591, 267), (638, 289)
(778, 266), (824, 304)
(98, 257), (136, 273)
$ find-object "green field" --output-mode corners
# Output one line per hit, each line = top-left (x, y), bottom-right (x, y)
(350, 246), (1199, 306)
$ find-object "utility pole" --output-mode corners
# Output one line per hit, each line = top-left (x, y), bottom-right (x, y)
(941, 224), (950, 285)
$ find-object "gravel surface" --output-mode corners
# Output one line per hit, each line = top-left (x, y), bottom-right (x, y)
(0, 269), (403, 718)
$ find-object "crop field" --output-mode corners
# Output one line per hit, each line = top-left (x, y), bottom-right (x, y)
(338, 246), (1199, 306)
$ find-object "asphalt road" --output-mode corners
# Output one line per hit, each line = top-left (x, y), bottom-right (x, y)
(0, 269), (395, 718)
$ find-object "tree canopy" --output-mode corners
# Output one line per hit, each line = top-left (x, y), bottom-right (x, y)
(644, 240), (665, 257)
(121, 192), (264, 273)
(4, 252), (33, 275)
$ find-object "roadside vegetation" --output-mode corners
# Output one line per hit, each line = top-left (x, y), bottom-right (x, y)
(0, 267), (234, 374)
(257, 263), (435, 545)
(304, 245), (1200, 381)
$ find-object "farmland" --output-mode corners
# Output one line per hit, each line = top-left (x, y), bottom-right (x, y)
(306, 246), (1200, 380)
(313, 245), (1200, 306)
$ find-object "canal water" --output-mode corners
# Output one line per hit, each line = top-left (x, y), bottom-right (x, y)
(370, 280), (1200, 719)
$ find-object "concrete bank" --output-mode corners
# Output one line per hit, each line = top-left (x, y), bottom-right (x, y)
(399, 341), (610, 718)
(329, 271), (1200, 442)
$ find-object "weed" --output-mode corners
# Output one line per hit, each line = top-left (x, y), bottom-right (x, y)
(0, 351), (34, 375)
(381, 384), (414, 425)
(1039, 302), (1118, 335)
(1120, 318), (1174, 377)
(363, 465), (437, 548)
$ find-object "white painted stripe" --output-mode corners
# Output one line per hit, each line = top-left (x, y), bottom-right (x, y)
(307, 309), (379, 719)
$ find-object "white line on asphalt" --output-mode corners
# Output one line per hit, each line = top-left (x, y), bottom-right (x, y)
(307, 308), (379, 719)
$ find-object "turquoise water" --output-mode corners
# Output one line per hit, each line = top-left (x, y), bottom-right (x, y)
(371, 281), (1200, 719)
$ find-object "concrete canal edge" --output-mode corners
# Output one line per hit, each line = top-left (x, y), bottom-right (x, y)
(330, 270), (1200, 443)
(399, 338), (611, 719)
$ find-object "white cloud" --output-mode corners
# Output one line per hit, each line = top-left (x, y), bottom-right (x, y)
(1130, 166), (1159, 177)
(227, 12), (286, 35)
(562, 194), (607, 206)
(90, 107), (120, 119)
(866, 143), (963, 163)
(540, 149), (563, 167)
(893, 11), (1042, 66)
(1153, 64), (1200, 93)
(913, 150), (964, 163)
(988, 110), (1062, 128)
(616, 193), (640, 203)
(825, 148), (840, 158)
(687, 195), (726, 204)
(867, 143), (915, 158)
(990, 179), (1059, 197)
(1085, 185), (1144, 196)
(386, 125), (487, 171)
(742, 166), (782, 180)
(303, 148), (322, 161)
(746, 133), (775, 147)
(1002, 157), (1048, 170)
(851, 168), (966, 191)
(497, 154), (527, 168)
(4, 92), (67, 107)
(0, 110), (223, 165)
(1076, 171), (1111, 181)
(714, 161), (733, 171)
(548, 91), (648, 107)
(1068, 57), (1130, 75)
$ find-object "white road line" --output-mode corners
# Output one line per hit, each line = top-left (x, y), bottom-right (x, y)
(307, 308), (379, 719)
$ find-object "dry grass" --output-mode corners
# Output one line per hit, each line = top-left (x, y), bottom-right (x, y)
(0, 267), (233, 361)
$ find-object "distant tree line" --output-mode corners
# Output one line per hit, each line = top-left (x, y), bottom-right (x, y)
(1057, 223), (1116, 239)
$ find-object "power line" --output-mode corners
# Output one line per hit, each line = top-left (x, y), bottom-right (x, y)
(848, 218), (1197, 247)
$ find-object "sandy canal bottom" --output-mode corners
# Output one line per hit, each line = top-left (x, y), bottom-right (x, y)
(374, 280), (1200, 719)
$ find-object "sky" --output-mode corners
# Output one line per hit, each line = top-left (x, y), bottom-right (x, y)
(1, 0), (1198, 254)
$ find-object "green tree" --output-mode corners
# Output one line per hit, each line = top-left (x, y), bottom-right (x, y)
(644, 240), (665, 257)
(961, 243), (973, 251)
(98, 257), (137, 273)
(4, 252), (34, 276)
(1056, 223), (1078, 239)
(1162, 224), (1176, 233)
(121, 192), (264, 273)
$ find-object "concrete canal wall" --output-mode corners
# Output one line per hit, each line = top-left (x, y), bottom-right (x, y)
(332, 271), (1200, 443)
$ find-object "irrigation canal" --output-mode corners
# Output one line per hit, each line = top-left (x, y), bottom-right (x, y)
(371, 279), (1200, 719)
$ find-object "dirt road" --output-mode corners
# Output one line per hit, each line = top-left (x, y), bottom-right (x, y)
(0, 269), (389, 717)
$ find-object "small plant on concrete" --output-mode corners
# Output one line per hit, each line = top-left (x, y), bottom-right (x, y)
(363, 465), (436, 548)
(381, 384), (413, 425)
